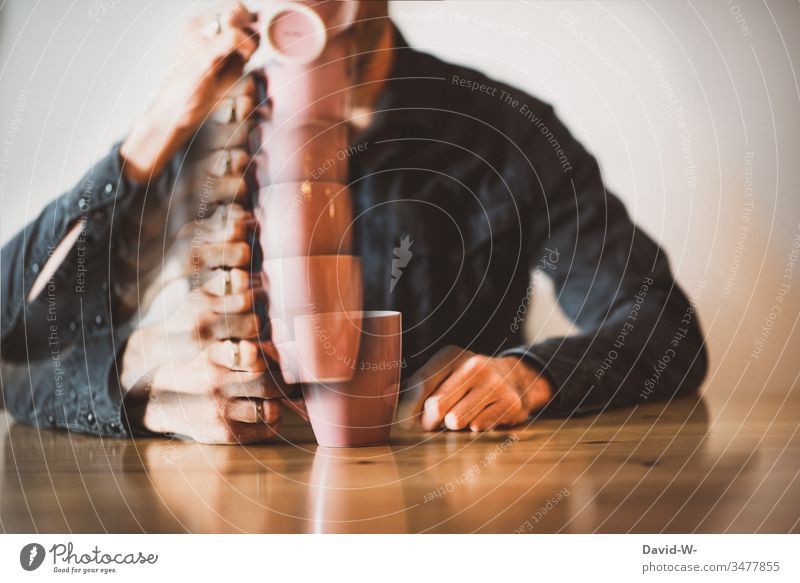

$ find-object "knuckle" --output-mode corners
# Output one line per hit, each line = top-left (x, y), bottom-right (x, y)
(463, 354), (485, 373)
(265, 401), (281, 423)
(209, 380), (225, 399)
(442, 344), (462, 357)
(249, 314), (262, 335)
(195, 317), (213, 341)
(487, 371), (507, 391)
(237, 292), (254, 311)
(232, 269), (250, 289)
(234, 242), (251, 263)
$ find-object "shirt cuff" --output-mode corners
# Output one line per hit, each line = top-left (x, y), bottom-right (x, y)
(501, 340), (604, 417)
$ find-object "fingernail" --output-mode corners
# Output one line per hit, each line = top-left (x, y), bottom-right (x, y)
(424, 397), (439, 414)
(420, 410), (437, 431)
(444, 412), (459, 430)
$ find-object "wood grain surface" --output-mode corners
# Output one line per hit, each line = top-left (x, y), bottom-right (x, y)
(1, 392), (798, 533)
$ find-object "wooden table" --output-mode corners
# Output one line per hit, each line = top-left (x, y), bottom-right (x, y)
(1, 392), (798, 533)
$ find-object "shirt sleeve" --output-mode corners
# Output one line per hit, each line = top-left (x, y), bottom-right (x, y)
(1, 142), (145, 437)
(502, 105), (709, 416)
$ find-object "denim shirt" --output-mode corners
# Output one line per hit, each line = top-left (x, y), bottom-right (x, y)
(0, 28), (707, 437)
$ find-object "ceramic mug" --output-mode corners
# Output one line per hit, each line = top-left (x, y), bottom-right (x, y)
(262, 254), (363, 321)
(264, 38), (352, 121)
(251, 121), (349, 185)
(250, 1), (359, 66)
(256, 181), (353, 258)
(271, 310), (363, 384)
(302, 310), (403, 447)
(262, 255), (363, 383)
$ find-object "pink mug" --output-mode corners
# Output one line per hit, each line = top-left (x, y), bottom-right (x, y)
(272, 310), (364, 384)
(302, 310), (403, 447)
(261, 254), (363, 321)
(250, 121), (349, 185)
(261, 36), (352, 121)
(256, 181), (353, 258)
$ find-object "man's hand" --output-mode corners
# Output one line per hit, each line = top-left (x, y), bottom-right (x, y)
(406, 346), (553, 432)
(120, 1), (259, 182)
(118, 199), (298, 444)
(126, 359), (288, 445)
(121, 265), (292, 444)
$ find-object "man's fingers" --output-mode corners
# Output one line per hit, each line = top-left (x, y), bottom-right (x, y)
(220, 370), (291, 400)
(197, 121), (250, 151)
(202, 218), (254, 244)
(199, 240), (252, 269)
(210, 27), (258, 67)
(468, 400), (512, 432)
(211, 94), (255, 124)
(441, 385), (501, 431)
(148, 362), (262, 394)
(226, 420), (280, 444)
(208, 339), (269, 371)
(203, 268), (257, 296)
(207, 290), (254, 313)
(193, 211), (256, 244)
(420, 379), (473, 431)
(405, 345), (466, 418)
(201, 312), (260, 340)
(191, 174), (249, 205)
(225, 398), (281, 424)
(420, 356), (492, 431)
(222, 1), (257, 29)
(196, 147), (250, 177)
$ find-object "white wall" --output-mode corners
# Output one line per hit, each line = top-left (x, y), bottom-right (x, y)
(1, 1), (798, 411)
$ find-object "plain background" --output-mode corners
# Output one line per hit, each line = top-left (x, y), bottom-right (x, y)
(0, 1), (798, 417)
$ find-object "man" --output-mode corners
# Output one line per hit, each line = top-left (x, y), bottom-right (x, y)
(0, 1), (707, 442)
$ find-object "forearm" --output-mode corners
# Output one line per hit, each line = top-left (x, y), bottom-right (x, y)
(509, 104), (708, 416)
(2, 326), (135, 437)
(507, 283), (707, 416)
(2, 143), (134, 342)
(1, 143), (148, 435)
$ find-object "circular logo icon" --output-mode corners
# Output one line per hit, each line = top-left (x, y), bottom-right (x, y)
(20, 543), (46, 571)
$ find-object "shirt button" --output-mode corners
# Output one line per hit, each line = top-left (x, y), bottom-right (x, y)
(109, 422), (119, 432)
(69, 321), (77, 332)
(47, 415), (55, 424)
(94, 315), (104, 326)
(87, 412), (95, 424)
(32, 262), (40, 273)
(104, 182), (114, 194)
(100, 281), (109, 292)
(78, 198), (89, 211)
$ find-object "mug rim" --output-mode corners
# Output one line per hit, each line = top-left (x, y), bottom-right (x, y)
(297, 309), (401, 320)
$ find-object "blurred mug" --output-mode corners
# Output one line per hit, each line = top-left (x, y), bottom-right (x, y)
(251, 121), (349, 185)
(263, 38), (352, 120)
(250, 1), (359, 66)
(262, 255), (363, 384)
(303, 310), (403, 447)
(256, 181), (353, 258)
(272, 310), (363, 384)
(262, 254), (362, 321)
